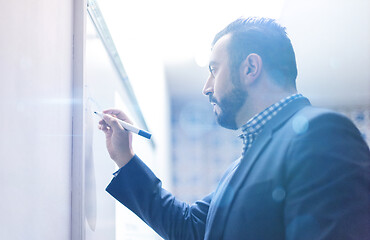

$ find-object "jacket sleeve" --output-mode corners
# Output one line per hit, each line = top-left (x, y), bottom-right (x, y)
(284, 112), (370, 240)
(106, 155), (212, 240)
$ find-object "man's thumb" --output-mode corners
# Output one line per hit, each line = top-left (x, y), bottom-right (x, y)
(103, 114), (123, 131)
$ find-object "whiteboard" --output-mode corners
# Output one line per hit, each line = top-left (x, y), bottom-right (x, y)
(71, 1), (160, 239)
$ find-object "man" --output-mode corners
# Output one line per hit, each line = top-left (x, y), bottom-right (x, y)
(98, 17), (370, 239)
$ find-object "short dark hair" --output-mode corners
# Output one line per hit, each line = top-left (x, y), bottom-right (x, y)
(213, 17), (297, 89)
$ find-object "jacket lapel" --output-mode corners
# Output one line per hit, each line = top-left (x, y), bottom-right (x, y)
(206, 98), (311, 239)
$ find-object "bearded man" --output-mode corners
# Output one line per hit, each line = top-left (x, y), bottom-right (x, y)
(99, 17), (370, 240)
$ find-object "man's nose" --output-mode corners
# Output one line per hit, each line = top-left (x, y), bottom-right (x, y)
(202, 75), (214, 96)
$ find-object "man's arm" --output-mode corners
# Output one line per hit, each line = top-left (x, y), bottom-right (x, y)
(284, 113), (370, 240)
(106, 155), (212, 240)
(98, 109), (211, 239)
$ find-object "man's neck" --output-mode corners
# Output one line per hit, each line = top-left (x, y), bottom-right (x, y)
(235, 89), (297, 129)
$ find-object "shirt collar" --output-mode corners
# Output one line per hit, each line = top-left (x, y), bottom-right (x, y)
(241, 93), (304, 135)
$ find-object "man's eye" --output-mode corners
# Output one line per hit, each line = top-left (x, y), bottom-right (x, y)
(209, 67), (216, 76)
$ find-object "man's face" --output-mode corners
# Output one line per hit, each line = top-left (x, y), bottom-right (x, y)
(202, 34), (247, 130)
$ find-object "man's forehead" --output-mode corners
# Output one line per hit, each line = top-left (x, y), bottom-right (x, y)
(209, 34), (231, 64)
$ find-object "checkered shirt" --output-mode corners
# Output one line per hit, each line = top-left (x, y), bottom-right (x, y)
(239, 93), (304, 154)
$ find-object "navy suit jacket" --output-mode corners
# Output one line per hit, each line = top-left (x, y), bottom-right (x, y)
(106, 98), (370, 239)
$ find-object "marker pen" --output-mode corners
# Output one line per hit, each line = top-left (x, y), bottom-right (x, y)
(94, 111), (152, 139)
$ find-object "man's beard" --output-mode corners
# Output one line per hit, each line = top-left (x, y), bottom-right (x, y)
(210, 82), (247, 130)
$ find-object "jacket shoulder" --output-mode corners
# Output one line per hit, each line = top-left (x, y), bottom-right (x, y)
(286, 106), (361, 136)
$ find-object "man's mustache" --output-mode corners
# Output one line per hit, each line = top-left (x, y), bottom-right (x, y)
(208, 94), (218, 105)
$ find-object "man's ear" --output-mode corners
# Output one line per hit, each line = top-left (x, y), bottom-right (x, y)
(239, 53), (263, 84)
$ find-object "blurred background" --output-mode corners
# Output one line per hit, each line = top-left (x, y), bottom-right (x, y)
(97, 0), (370, 199)
(0, 0), (369, 239)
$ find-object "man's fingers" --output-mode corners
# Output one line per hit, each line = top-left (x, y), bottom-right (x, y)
(98, 120), (110, 132)
(103, 109), (133, 124)
(102, 114), (124, 131)
(98, 109), (133, 135)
